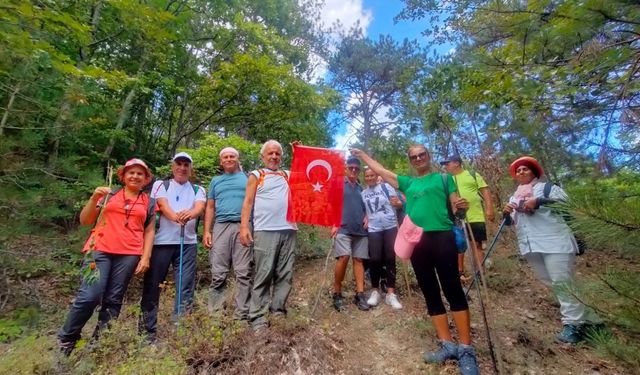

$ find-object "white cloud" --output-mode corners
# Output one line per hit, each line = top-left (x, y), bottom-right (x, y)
(307, 0), (373, 83)
(319, 0), (373, 37)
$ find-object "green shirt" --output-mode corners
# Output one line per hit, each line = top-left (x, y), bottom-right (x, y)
(398, 173), (456, 232)
(453, 170), (488, 223)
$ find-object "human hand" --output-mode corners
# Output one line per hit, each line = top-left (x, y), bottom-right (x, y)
(486, 209), (496, 222)
(330, 227), (339, 238)
(454, 197), (469, 211)
(134, 257), (150, 275)
(349, 148), (365, 158)
(91, 187), (111, 202)
(389, 196), (402, 209)
(240, 226), (253, 247)
(176, 210), (192, 224)
(203, 232), (212, 249)
(523, 198), (537, 213)
(503, 203), (515, 214)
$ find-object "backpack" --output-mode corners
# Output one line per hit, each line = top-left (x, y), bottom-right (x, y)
(254, 169), (289, 187)
(153, 179), (203, 232)
(379, 183), (406, 224)
(542, 182), (586, 255)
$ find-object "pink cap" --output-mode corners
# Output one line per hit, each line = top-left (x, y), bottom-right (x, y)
(394, 215), (423, 259)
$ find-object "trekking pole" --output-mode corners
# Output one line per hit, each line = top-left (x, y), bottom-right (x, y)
(311, 237), (335, 318)
(464, 215), (509, 297)
(461, 216), (503, 374)
(177, 225), (185, 320)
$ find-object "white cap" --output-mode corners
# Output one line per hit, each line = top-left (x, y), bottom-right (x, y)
(172, 152), (193, 163)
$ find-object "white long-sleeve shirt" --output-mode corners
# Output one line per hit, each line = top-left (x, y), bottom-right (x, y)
(509, 182), (578, 255)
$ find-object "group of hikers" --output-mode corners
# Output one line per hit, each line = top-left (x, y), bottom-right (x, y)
(56, 139), (603, 375)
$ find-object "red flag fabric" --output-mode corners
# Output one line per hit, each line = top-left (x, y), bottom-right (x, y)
(287, 145), (345, 227)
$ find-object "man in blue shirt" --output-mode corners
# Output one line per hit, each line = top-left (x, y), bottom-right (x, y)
(203, 147), (252, 321)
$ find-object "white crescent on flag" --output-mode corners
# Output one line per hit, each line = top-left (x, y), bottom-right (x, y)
(306, 159), (333, 191)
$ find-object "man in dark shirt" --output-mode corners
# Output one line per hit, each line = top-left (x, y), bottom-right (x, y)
(331, 157), (370, 311)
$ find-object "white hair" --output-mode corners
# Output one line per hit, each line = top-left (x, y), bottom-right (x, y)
(260, 139), (283, 155)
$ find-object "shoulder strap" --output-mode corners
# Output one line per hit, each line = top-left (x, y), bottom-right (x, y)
(380, 183), (391, 200)
(543, 182), (553, 198)
(144, 194), (156, 228)
(441, 173), (456, 222)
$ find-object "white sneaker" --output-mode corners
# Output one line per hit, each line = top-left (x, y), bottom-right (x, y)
(385, 293), (403, 310)
(367, 290), (381, 306)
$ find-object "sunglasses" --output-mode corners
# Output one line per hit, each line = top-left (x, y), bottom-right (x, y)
(409, 152), (428, 162)
(347, 166), (360, 172)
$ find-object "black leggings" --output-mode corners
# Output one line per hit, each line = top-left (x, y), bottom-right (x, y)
(368, 227), (398, 289)
(411, 230), (468, 316)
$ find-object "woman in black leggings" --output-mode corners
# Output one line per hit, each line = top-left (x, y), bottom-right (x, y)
(361, 168), (403, 309)
(351, 145), (479, 375)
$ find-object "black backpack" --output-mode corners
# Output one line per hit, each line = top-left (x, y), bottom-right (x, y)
(98, 187), (156, 229)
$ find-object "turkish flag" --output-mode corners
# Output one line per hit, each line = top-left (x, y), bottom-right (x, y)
(287, 145), (345, 227)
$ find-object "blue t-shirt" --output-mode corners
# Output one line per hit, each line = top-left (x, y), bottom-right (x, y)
(208, 172), (248, 223)
(338, 180), (367, 236)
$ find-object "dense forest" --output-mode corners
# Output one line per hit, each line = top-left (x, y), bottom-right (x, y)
(1, 1), (639, 374)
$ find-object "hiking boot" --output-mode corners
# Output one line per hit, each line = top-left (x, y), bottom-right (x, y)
(333, 293), (346, 312)
(457, 344), (480, 375)
(367, 290), (381, 306)
(424, 340), (458, 364)
(354, 292), (370, 311)
(555, 324), (583, 344)
(57, 339), (75, 357)
(385, 293), (403, 310)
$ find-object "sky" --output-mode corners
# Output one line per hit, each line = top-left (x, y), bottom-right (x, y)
(317, 0), (440, 150)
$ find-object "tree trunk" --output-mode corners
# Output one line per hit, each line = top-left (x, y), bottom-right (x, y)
(0, 83), (21, 136)
(102, 84), (138, 161)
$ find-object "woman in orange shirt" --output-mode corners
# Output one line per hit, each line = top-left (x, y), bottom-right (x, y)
(58, 159), (155, 355)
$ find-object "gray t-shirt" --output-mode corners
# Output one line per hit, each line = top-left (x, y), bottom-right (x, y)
(361, 183), (398, 232)
(338, 180), (367, 236)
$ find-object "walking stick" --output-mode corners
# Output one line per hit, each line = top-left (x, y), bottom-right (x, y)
(311, 238), (335, 318)
(465, 215), (508, 297)
(177, 225), (185, 320)
(401, 260), (412, 298)
(461, 216), (503, 374)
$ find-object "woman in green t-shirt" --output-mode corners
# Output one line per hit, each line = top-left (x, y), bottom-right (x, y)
(351, 145), (479, 375)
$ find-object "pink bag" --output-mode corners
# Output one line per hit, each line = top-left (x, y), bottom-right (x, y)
(394, 215), (423, 259)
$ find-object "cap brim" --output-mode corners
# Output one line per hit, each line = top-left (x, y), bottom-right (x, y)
(439, 160), (449, 165)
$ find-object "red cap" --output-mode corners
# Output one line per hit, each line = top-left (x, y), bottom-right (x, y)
(509, 156), (544, 178)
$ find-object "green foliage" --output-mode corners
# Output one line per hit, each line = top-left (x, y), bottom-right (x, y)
(0, 306), (41, 342)
(0, 335), (56, 374)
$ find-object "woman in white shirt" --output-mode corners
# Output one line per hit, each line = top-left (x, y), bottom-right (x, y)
(503, 156), (602, 344)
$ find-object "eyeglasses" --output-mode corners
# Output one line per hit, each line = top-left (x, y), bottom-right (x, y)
(347, 166), (360, 172)
(409, 152), (428, 162)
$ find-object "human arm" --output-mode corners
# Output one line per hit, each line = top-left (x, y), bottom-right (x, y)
(202, 199), (215, 249)
(135, 215), (155, 275)
(479, 187), (495, 221)
(240, 174), (258, 247)
(79, 186), (111, 226)
(350, 148), (399, 189)
(387, 185), (403, 209)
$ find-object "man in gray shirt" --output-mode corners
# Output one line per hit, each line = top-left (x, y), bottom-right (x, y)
(332, 157), (370, 312)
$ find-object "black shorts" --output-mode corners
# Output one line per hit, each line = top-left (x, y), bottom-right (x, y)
(468, 222), (487, 242)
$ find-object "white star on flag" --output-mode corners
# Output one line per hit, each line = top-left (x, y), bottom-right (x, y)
(312, 182), (323, 192)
